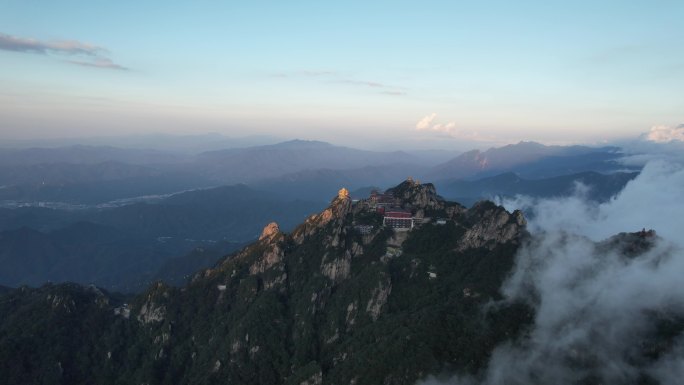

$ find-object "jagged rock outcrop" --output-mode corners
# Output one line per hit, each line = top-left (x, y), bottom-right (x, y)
(137, 301), (165, 324)
(259, 222), (280, 241)
(249, 243), (285, 275)
(292, 188), (352, 244)
(456, 201), (527, 251)
(320, 250), (352, 283)
(385, 178), (445, 210)
(136, 282), (170, 324)
(337, 187), (350, 200)
(597, 228), (658, 258)
(365, 275), (392, 322)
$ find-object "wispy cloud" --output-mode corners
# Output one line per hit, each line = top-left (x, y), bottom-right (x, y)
(0, 33), (102, 55)
(271, 70), (338, 79)
(339, 79), (386, 88)
(274, 70), (406, 96)
(337, 78), (406, 95)
(300, 70), (337, 77)
(0, 32), (127, 70)
(67, 58), (128, 71)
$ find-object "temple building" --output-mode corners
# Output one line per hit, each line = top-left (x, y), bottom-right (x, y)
(383, 209), (414, 230)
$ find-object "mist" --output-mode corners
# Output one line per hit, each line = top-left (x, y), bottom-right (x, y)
(422, 159), (684, 384)
(503, 160), (684, 244)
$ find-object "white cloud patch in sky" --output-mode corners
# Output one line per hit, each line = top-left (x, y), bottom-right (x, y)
(645, 124), (684, 143)
(617, 124), (684, 168)
(415, 113), (456, 133)
(419, 159), (684, 384)
(0, 32), (127, 70)
(415, 113), (498, 142)
(432, 122), (457, 132)
(416, 113), (438, 130)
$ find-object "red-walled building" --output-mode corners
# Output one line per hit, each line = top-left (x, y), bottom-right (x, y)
(370, 190), (395, 208)
(383, 209), (414, 229)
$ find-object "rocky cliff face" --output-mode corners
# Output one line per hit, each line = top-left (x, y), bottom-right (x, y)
(0, 180), (538, 385)
(385, 178), (445, 211)
(456, 201), (527, 251)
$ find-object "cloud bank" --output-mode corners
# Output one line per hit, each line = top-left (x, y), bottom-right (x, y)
(0, 32), (127, 70)
(617, 124), (684, 168)
(645, 124), (684, 143)
(422, 159), (684, 384)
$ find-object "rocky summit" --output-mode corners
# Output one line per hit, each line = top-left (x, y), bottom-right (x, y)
(0, 180), (555, 384)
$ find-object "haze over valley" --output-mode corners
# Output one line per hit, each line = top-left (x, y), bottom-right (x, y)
(0, 133), (657, 291)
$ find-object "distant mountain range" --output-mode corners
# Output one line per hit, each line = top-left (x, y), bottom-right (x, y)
(0, 133), (285, 154)
(194, 140), (423, 183)
(428, 141), (624, 180)
(0, 139), (645, 293)
(437, 171), (639, 206)
(0, 185), (324, 292)
(0, 139), (636, 205)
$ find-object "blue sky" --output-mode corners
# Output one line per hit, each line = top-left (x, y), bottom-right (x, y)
(0, 1), (682, 149)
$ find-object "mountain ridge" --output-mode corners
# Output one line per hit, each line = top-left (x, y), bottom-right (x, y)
(0, 180), (531, 384)
(428, 141), (624, 180)
(0, 179), (676, 384)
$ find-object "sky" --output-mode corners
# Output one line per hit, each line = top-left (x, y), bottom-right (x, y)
(1, 1), (683, 150)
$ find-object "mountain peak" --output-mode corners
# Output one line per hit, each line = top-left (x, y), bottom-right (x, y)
(509, 140), (545, 148)
(259, 222), (281, 241)
(337, 187), (350, 200)
(385, 178), (444, 210)
(291, 187), (352, 243)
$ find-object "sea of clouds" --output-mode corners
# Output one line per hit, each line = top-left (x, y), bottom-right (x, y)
(421, 136), (684, 384)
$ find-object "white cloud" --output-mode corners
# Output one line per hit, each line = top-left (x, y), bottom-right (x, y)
(422, 159), (684, 385)
(645, 124), (684, 143)
(500, 161), (684, 243)
(416, 113), (438, 130)
(617, 124), (684, 168)
(432, 121), (456, 132)
(415, 113), (500, 143)
(415, 113), (457, 134)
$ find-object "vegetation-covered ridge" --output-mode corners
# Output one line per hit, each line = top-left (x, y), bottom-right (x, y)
(0, 179), (541, 384)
